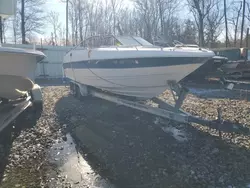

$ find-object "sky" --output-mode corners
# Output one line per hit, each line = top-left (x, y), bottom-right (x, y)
(44, 0), (66, 36)
(45, 0), (229, 44)
(2, 0), (143, 42)
(3, 0), (197, 43)
(43, 0), (134, 38)
(43, 0), (189, 37)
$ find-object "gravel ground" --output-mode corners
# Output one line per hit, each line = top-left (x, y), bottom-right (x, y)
(0, 87), (65, 188)
(0, 85), (250, 188)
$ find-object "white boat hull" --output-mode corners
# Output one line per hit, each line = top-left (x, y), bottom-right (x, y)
(63, 42), (215, 99)
(0, 48), (45, 100)
(64, 61), (206, 99)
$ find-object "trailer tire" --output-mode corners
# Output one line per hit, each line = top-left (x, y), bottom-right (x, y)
(30, 84), (43, 118)
(70, 82), (76, 95)
(75, 85), (82, 100)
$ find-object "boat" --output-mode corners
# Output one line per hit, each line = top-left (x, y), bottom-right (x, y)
(0, 0), (46, 101)
(0, 45), (46, 100)
(63, 35), (215, 100)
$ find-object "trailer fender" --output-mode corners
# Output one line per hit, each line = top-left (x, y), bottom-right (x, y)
(30, 84), (43, 113)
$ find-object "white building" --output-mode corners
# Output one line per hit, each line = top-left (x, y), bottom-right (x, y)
(2, 43), (73, 79)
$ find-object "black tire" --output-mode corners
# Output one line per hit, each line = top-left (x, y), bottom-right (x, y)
(70, 82), (75, 94)
(75, 85), (82, 100)
(28, 88), (43, 119)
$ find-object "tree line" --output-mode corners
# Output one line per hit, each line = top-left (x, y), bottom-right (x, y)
(0, 0), (249, 48)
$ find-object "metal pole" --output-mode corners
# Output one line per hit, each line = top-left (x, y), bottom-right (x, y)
(224, 0), (229, 47)
(21, 0), (25, 44)
(66, 0), (69, 46)
(246, 28), (249, 48)
(246, 28), (249, 61)
(0, 16), (2, 44)
(240, 0), (246, 47)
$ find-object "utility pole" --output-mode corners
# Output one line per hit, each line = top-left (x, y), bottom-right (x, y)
(21, 0), (25, 44)
(246, 28), (249, 62)
(224, 0), (229, 47)
(66, 0), (69, 46)
(240, 0), (246, 47)
(0, 16), (2, 44)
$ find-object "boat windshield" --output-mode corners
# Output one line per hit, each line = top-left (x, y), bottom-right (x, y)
(80, 35), (153, 48)
(116, 36), (153, 46)
(132, 36), (153, 46)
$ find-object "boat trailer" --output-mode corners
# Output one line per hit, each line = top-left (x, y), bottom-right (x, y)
(69, 80), (249, 136)
(0, 84), (43, 133)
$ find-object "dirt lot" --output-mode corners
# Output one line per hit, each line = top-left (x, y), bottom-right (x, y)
(0, 85), (250, 188)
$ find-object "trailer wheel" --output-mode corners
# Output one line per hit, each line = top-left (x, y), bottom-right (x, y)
(75, 85), (82, 100)
(30, 84), (43, 118)
(70, 82), (76, 95)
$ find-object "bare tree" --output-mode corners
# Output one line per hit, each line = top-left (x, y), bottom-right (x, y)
(205, 0), (224, 47)
(116, 8), (131, 35)
(55, 0), (192, 46)
(240, 0), (246, 47)
(68, 4), (75, 45)
(78, 0), (84, 43)
(47, 11), (61, 45)
(117, 7), (145, 36)
(224, 0), (229, 47)
(229, 1), (243, 47)
(157, 0), (164, 35)
(64, 0), (180, 44)
(246, 2), (250, 21)
(181, 19), (197, 44)
(21, 0), (25, 43)
(18, 0), (46, 44)
(134, 0), (159, 42)
(110, 0), (123, 35)
(58, 25), (66, 45)
(12, 15), (19, 44)
(118, 8), (145, 37)
(187, 0), (216, 47)
(68, 0), (79, 45)
(0, 18), (11, 43)
(82, 0), (96, 36)
(156, 0), (180, 39)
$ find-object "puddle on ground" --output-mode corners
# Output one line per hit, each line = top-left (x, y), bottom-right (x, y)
(48, 134), (115, 188)
(153, 117), (188, 142)
(161, 126), (188, 142)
